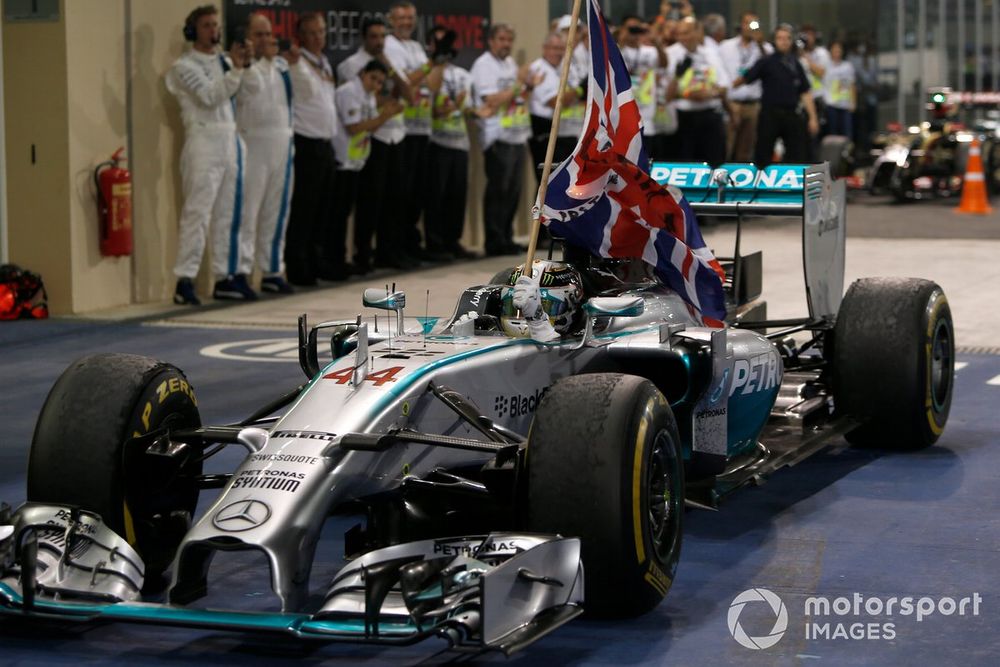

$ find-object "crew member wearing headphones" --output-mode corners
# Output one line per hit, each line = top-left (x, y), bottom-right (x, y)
(167, 5), (253, 305)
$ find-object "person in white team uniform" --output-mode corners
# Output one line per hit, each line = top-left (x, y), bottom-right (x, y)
(337, 17), (413, 270)
(331, 60), (403, 274)
(719, 12), (773, 161)
(665, 16), (733, 166)
(528, 32), (585, 169)
(285, 11), (338, 286)
(236, 13), (316, 295)
(620, 16), (668, 146)
(821, 41), (856, 138)
(384, 1), (448, 260)
(798, 24), (831, 160)
(167, 4), (253, 305)
(470, 23), (539, 257)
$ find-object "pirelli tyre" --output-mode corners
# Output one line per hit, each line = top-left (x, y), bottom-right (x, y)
(832, 278), (954, 449)
(526, 373), (683, 618)
(27, 353), (202, 579)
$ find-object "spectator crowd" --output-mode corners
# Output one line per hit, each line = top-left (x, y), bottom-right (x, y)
(166, 2), (869, 305)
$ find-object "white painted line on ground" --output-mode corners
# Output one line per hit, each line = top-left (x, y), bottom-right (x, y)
(245, 341), (298, 355)
(987, 374), (1000, 386)
(954, 362), (969, 371)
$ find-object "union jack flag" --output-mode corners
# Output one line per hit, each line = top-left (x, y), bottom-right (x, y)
(539, 0), (726, 324)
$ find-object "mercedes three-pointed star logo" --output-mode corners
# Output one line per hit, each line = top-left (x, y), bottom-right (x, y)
(212, 499), (272, 532)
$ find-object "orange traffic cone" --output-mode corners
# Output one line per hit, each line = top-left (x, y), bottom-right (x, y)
(955, 138), (993, 215)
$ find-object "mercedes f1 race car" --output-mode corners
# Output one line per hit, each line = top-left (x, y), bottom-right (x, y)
(0, 163), (954, 656)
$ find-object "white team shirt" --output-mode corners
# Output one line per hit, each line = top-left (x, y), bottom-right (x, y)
(665, 42), (732, 112)
(431, 64), (473, 152)
(528, 57), (585, 138)
(470, 50), (530, 149)
(801, 46), (832, 99)
(166, 49), (243, 133)
(718, 36), (773, 101)
(337, 48), (406, 145)
(237, 56), (316, 137)
(293, 49), (337, 140)
(332, 77), (378, 171)
(823, 60), (856, 109)
(384, 34), (432, 137)
(621, 45), (660, 136)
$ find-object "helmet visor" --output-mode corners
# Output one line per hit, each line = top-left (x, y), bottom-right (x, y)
(500, 288), (569, 318)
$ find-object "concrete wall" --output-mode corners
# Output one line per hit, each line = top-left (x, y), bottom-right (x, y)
(64, 0), (130, 312)
(2, 2), (72, 313)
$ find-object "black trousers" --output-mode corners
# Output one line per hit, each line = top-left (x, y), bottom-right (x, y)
(285, 134), (335, 285)
(325, 168), (358, 273)
(425, 143), (468, 252)
(399, 134), (428, 250)
(483, 141), (526, 254)
(676, 109), (726, 166)
(355, 138), (405, 265)
(530, 114), (577, 174)
(754, 105), (808, 167)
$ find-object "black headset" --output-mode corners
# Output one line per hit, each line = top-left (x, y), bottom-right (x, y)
(183, 20), (197, 42)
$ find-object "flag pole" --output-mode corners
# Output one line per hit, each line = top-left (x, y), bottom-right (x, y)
(525, 0), (584, 275)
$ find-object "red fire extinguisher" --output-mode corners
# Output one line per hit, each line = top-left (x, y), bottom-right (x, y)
(94, 147), (132, 257)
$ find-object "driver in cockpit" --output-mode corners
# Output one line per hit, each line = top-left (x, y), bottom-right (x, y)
(499, 259), (585, 342)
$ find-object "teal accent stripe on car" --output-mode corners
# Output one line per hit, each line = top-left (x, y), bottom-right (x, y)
(0, 582), (417, 637)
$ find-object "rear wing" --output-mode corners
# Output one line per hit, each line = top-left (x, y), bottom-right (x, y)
(651, 162), (846, 321)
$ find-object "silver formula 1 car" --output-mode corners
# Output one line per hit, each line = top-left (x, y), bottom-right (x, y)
(0, 163), (954, 656)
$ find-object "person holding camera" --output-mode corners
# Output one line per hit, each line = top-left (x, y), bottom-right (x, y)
(338, 17), (413, 271)
(235, 13), (316, 295)
(719, 13), (773, 161)
(384, 1), (448, 261)
(425, 27), (481, 260)
(470, 24), (539, 257)
(620, 16), (668, 150)
(733, 24), (819, 167)
(167, 4), (252, 305)
(665, 17), (733, 166)
(798, 25), (831, 159)
(286, 12), (338, 286)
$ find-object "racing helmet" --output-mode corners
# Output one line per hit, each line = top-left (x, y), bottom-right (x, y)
(499, 260), (585, 338)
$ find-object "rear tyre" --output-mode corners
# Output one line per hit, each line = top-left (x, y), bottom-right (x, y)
(832, 278), (954, 449)
(27, 353), (202, 577)
(526, 374), (683, 618)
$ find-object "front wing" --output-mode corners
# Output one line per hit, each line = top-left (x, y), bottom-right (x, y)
(0, 503), (583, 656)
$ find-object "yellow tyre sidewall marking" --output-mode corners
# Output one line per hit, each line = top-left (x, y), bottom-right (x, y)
(632, 402), (650, 565)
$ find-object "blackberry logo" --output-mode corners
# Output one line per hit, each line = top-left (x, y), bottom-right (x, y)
(728, 588), (788, 649)
(493, 388), (547, 419)
(494, 395), (510, 417)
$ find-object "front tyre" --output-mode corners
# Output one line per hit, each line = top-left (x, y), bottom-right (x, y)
(526, 374), (683, 618)
(27, 353), (202, 577)
(832, 278), (954, 448)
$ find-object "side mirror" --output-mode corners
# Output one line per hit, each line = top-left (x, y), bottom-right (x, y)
(583, 296), (645, 318)
(363, 288), (406, 311)
(573, 296), (645, 351)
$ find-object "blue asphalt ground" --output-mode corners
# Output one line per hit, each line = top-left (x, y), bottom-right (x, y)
(1, 318), (999, 665)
